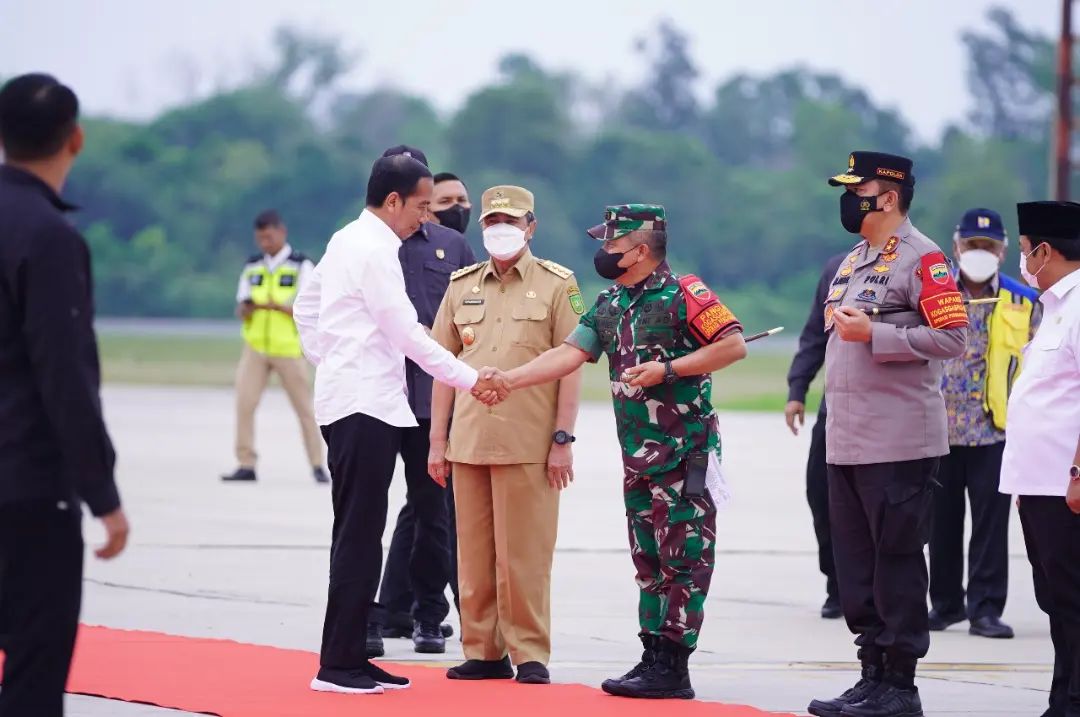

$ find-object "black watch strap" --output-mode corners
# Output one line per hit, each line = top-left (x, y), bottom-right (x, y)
(553, 430), (576, 445)
(664, 361), (677, 384)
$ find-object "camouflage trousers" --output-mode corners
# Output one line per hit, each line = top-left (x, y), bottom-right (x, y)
(624, 464), (717, 649)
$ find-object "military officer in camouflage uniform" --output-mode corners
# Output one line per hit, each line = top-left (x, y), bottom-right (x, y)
(500, 204), (748, 699)
(808, 152), (968, 717)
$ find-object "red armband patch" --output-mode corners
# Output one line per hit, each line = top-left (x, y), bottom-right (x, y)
(917, 252), (968, 329)
(678, 274), (742, 343)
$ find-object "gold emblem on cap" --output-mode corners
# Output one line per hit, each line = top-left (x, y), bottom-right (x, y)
(849, 154), (855, 170)
(436, 248), (445, 259)
(471, 286), (480, 294)
(462, 326), (476, 346)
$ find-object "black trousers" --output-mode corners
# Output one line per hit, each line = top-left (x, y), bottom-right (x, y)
(828, 458), (937, 661)
(0, 500), (83, 717)
(929, 442), (1010, 620)
(807, 404), (838, 601)
(1020, 495), (1080, 717)
(319, 412), (403, 669)
(375, 420), (456, 625)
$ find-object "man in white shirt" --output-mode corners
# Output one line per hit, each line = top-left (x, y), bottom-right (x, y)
(222, 209), (326, 484)
(1000, 200), (1080, 717)
(293, 153), (503, 696)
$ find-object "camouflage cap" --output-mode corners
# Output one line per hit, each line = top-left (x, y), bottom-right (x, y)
(586, 204), (666, 240)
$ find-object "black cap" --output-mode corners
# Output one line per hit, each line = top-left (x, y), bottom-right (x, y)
(381, 145), (428, 167)
(956, 208), (1006, 242)
(1017, 201), (1080, 241)
(828, 151), (914, 187)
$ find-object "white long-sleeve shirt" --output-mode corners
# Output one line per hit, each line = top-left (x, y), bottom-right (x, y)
(293, 210), (479, 427)
(1000, 267), (1080, 497)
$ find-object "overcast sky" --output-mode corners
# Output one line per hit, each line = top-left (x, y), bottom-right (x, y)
(0, 0), (1059, 143)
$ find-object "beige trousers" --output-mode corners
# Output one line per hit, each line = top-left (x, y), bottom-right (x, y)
(452, 462), (560, 665)
(234, 344), (323, 469)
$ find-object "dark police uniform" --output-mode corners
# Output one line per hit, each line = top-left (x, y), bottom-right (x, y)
(374, 221), (476, 645)
(0, 165), (122, 716)
(809, 152), (968, 717)
(786, 252), (846, 616)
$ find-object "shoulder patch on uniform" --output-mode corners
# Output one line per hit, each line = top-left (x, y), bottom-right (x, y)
(567, 285), (585, 315)
(288, 251), (309, 263)
(917, 251), (968, 330)
(537, 259), (573, 279)
(677, 274), (742, 344)
(450, 262), (485, 281)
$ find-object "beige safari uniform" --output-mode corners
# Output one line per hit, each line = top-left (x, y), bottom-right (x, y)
(823, 219), (969, 465)
(431, 249), (582, 665)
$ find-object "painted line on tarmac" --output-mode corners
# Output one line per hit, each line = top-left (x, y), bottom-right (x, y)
(83, 578), (307, 607)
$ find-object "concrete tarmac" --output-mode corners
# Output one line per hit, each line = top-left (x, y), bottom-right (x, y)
(61, 385), (1053, 715)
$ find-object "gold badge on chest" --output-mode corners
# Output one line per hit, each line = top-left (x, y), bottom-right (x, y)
(462, 326), (476, 346)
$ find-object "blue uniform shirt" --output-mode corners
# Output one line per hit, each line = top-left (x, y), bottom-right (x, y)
(399, 222), (477, 419)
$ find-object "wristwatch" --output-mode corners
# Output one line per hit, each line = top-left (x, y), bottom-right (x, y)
(553, 430), (576, 445)
(1071, 465), (1080, 481)
(663, 361), (678, 384)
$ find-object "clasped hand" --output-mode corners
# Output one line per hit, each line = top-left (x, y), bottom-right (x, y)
(471, 367), (511, 406)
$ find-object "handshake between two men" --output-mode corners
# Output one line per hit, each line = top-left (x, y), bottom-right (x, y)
(468, 358), (675, 407)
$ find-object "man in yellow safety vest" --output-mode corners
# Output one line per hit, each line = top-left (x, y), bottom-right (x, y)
(928, 207), (1040, 638)
(222, 209), (327, 483)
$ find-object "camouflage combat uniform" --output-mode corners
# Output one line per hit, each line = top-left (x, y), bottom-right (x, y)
(566, 205), (743, 649)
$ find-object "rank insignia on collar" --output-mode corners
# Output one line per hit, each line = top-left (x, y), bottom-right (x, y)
(883, 236), (899, 254)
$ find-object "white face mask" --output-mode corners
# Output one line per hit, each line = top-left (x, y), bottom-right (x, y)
(957, 248), (1000, 284)
(483, 223), (527, 261)
(1020, 244), (1047, 290)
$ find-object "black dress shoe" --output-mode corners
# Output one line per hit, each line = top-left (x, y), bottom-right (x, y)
(515, 661), (550, 684)
(366, 623), (385, 658)
(413, 622), (446, 654)
(313, 467), (330, 483)
(821, 596), (843, 620)
(969, 615), (1014, 639)
(446, 657), (514, 680)
(221, 467), (256, 482)
(927, 608), (965, 632)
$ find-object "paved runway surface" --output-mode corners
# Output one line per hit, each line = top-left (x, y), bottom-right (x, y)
(60, 385), (1054, 715)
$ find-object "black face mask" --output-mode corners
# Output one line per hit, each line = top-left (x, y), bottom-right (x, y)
(433, 205), (471, 234)
(594, 246), (629, 280)
(839, 191), (886, 234)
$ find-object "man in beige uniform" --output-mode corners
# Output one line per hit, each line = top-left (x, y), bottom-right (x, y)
(428, 186), (583, 685)
(222, 209), (327, 484)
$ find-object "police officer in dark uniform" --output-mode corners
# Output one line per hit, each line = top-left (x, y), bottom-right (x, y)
(808, 152), (968, 717)
(0, 73), (129, 717)
(785, 252), (847, 620)
(367, 146), (476, 656)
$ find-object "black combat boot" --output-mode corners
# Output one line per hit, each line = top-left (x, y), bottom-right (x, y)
(605, 637), (694, 699)
(841, 655), (923, 717)
(807, 647), (884, 717)
(601, 634), (659, 694)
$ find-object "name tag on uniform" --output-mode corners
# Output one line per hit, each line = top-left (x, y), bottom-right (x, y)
(249, 274), (264, 286)
(463, 298), (484, 306)
(279, 274), (296, 287)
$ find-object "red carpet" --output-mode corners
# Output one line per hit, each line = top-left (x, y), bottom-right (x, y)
(8, 625), (797, 716)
